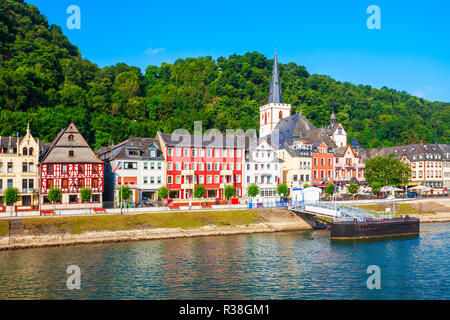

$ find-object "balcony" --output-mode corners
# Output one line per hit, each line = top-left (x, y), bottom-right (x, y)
(21, 188), (37, 194)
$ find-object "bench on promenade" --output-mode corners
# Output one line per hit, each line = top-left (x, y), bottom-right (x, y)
(40, 210), (54, 216)
(93, 208), (106, 214)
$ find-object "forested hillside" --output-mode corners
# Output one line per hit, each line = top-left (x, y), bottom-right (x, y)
(1, 0), (449, 150)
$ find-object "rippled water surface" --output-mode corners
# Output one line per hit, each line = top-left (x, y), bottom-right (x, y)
(0, 223), (449, 299)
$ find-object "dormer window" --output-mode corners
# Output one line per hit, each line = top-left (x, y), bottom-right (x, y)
(127, 149), (139, 157)
(151, 150), (156, 158)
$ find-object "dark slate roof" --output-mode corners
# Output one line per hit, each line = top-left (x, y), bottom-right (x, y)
(268, 50), (283, 104)
(158, 132), (248, 149)
(283, 141), (312, 158)
(350, 137), (360, 149)
(273, 113), (317, 147)
(40, 122), (103, 164)
(361, 143), (445, 161)
(0, 136), (19, 148)
(100, 138), (164, 161)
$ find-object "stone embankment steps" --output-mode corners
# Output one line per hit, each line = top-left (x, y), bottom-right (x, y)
(9, 219), (25, 237)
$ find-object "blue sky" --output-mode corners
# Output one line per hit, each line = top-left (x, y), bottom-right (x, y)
(28, 0), (450, 102)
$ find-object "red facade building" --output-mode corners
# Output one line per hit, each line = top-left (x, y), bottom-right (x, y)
(157, 132), (245, 201)
(311, 141), (335, 187)
(39, 122), (104, 209)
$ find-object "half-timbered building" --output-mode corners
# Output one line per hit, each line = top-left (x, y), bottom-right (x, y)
(39, 122), (104, 209)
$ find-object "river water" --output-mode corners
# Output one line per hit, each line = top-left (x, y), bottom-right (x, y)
(0, 223), (449, 300)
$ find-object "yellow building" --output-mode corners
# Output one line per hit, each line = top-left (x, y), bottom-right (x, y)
(0, 124), (40, 208)
(277, 141), (313, 193)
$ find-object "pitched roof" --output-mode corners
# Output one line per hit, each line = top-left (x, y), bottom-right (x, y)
(40, 122), (103, 164)
(158, 132), (248, 149)
(273, 113), (317, 147)
(100, 138), (164, 161)
(268, 50), (283, 104)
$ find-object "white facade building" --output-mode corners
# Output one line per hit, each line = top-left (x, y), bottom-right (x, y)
(243, 139), (283, 203)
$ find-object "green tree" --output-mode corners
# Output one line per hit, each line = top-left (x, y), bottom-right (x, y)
(365, 155), (411, 186)
(325, 183), (335, 197)
(247, 184), (260, 198)
(194, 185), (206, 199)
(47, 187), (62, 204)
(79, 187), (93, 203)
(118, 185), (132, 206)
(158, 186), (169, 200)
(303, 183), (311, 188)
(371, 182), (382, 196)
(4, 187), (19, 206)
(224, 185), (236, 202)
(276, 184), (289, 200)
(347, 182), (359, 199)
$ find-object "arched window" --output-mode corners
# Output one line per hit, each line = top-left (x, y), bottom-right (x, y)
(264, 113), (267, 125)
(279, 111), (283, 120)
(68, 134), (74, 141)
(29, 148), (33, 156)
(23, 147), (28, 156)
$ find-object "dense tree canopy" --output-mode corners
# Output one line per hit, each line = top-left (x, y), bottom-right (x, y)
(0, 0), (449, 151)
(364, 155), (411, 187)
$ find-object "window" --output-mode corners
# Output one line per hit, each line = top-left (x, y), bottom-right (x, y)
(29, 148), (33, 156)
(124, 162), (137, 169)
(236, 175), (241, 183)
(8, 162), (13, 173)
(184, 148), (189, 157)
(23, 148), (28, 156)
(92, 194), (100, 203)
(47, 179), (53, 188)
(151, 177), (155, 184)
(69, 150), (74, 157)
(22, 162), (28, 173)
(199, 163), (204, 171)
(168, 176), (173, 184)
(150, 151), (156, 158)
(215, 175), (220, 183)
(229, 150), (234, 158)
(144, 177), (148, 184)
(236, 150), (241, 158)
(199, 175), (204, 184)
(78, 165), (85, 174)
(151, 162), (155, 170)
(92, 165), (99, 174)
(168, 162), (173, 170)
(68, 135), (74, 141)
(47, 165), (53, 175)
(168, 148), (173, 156)
(229, 163), (234, 171)
(78, 179), (85, 188)
(176, 162), (181, 171)
(62, 179), (68, 189)
(215, 149), (220, 157)
(207, 163), (212, 171)
(0, 162), (2, 173)
(214, 163), (219, 171)
(157, 162), (162, 170)
(176, 148), (181, 156)
(62, 165), (67, 174)
(144, 162), (148, 170)
(176, 176), (181, 184)
(207, 176), (212, 184)
(22, 179), (27, 190)
(184, 162), (189, 170)
(207, 149), (212, 157)
(69, 195), (77, 204)
(127, 149), (139, 156)
(192, 149), (196, 157)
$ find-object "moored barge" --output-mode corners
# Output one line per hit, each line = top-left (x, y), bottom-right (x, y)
(331, 216), (420, 240)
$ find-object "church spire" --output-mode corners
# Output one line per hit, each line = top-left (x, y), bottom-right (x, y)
(268, 49), (283, 104)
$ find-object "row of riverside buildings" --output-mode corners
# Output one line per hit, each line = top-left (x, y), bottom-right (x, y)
(1, 52), (450, 211)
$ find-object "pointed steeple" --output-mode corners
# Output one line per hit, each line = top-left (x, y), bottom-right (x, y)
(268, 49), (283, 104)
(330, 109), (336, 125)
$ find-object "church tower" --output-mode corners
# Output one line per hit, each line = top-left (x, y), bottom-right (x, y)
(259, 50), (292, 137)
